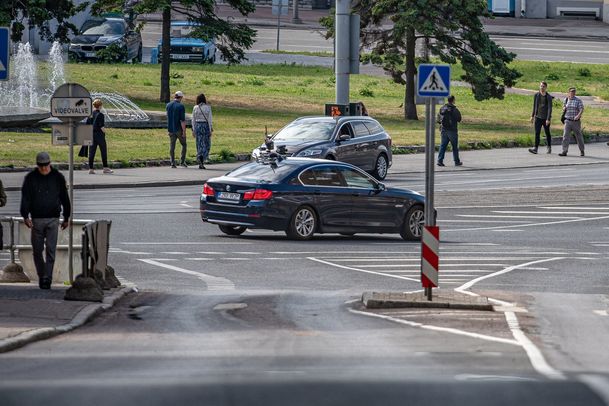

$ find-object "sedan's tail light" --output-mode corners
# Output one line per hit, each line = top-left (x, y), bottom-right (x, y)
(203, 183), (215, 196)
(243, 189), (273, 201)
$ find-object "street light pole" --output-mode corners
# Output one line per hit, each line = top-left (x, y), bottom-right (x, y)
(292, 0), (302, 24)
(335, 0), (349, 105)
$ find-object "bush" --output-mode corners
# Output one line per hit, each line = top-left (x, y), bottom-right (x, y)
(96, 43), (128, 63)
(545, 73), (559, 81)
(219, 148), (235, 162)
(359, 87), (374, 97)
(244, 77), (265, 86)
(578, 68), (591, 77)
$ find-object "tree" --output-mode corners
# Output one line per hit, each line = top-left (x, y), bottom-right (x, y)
(322, 0), (521, 120)
(93, 0), (256, 102)
(0, 0), (88, 43)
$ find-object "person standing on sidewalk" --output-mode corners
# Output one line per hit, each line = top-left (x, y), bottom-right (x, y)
(191, 93), (213, 169)
(167, 91), (187, 168)
(20, 152), (71, 290)
(528, 81), (553, 155)
(87, 99), (113, 174)
(437, 95), (463, 167)
(559, 87), (585, 157)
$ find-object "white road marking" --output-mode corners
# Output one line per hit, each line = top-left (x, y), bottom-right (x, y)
(505, 46), (609, 54)
(440, 220), (530, 223)
(325, 257), (547, 261)
(184, 258), (214, 261)
(492, 230), (524, 232)
(456, 214), (580, 219)
(161, 252), (189, 255)
(348, 308), (519, 346)
(540, 207), (609, 210)
(307, 257), (419, 282)
(122, 242), (253, 245)
(446, 214), (609, 233)
(494, 211), (609, 215)
(593, 310), (608, 317)
(180, 203), (193, 208)
(353, 264), (509, 268)
(138, 259), (235, 290)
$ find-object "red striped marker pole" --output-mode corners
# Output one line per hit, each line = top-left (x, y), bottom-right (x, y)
(421, 226), (439, 299)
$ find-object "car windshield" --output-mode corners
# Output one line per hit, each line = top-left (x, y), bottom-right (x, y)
(226, 162), (296, 183)
(82, 20), (125, 35)
(273, 120), (336, 142)
(171, 25), (195, 38)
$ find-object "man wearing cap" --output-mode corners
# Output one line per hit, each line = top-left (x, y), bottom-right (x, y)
(20, 152), (71, 289)
(166, 91), (187, 168)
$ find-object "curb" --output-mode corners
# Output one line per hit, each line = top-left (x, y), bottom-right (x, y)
(0, 283), (137, 354)
(362, 291), (494, 311)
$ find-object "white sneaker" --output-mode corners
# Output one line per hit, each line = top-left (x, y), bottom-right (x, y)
(103, 168), (114, 174)
(88, 169), (95, 174)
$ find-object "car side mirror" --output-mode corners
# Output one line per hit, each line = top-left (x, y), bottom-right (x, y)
(338, 134), (350, 142)
(375, 182), (386, 192)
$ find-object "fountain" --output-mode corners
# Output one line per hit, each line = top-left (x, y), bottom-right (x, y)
(0, 41), (150, 128)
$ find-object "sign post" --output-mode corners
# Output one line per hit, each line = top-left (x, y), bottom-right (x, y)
(417, 64), (450, 300)
(0, 27), (10, 81)
(50, 83), (92, 283)
(272, 0), (289, 51)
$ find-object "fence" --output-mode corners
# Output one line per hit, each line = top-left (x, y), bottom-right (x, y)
(0, 216), (112, 285)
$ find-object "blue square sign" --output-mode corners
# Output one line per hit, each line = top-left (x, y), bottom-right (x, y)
(417, 64), (451, 98)
(0, 27), (9, 81)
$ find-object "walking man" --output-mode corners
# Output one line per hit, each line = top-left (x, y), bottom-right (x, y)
(559, 87), (585, 157)
(437, 95), (463, 167)
(20, 152), (71, 289)
(166, 90), (187, 168)
(529, 81), (553, 154)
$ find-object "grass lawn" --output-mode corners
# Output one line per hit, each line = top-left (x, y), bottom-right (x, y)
(1, 60), (608, 167)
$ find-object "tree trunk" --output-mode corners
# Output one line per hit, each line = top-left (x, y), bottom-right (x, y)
(404, 27), (418, 120)
(160, 6), (171, 103)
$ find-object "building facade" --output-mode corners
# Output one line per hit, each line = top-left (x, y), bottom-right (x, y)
(489, 0), (609, 20)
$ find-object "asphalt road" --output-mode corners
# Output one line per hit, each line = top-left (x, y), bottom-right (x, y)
(0, 164), (608, 405)
(141, 24), (609, 64)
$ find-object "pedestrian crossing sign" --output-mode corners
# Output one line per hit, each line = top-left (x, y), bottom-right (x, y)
(0, 27), (9, 81)
(417, 64), (451, 98)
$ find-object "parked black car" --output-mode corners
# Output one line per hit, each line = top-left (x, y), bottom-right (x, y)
(251, 116), (393, 180)
(200, 157), (426, 241)
(69, 17), (142, 63)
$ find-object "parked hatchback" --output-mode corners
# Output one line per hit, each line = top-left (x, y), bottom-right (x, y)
(251, 116), (392, 180)
(69, 17), (142, 63)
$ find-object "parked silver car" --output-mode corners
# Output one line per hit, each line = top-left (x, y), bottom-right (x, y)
(252, 116), (393, 180)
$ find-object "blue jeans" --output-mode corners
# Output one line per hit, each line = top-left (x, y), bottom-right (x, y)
(438, 130), (460, 164)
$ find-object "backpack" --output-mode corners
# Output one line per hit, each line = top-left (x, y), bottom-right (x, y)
(437, 105), (454, 128)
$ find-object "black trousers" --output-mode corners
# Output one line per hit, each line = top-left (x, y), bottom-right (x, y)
(534, 117), (552, 149)
(89, 132), (108, 168)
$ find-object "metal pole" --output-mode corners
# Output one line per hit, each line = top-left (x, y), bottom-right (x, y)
(424, 98), (436, 301)
(292, 0), (302, 24)
(335, 0), (350, 105)
(69, 120), (74, 283)
(276, 1), (282, 51)
(9, 218), (15, 263)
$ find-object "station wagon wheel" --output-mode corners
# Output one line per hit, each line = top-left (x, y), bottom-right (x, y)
(286, 206), (317, 240)
(400, 206), (424, 241)
(372, 154), (388, 180)
(219, 225), (247, 236)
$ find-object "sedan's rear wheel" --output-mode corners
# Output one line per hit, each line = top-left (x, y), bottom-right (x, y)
(400, 206), (424, 240)
(372, 154), (388, 180)
(286, 206), (317, 240)
(219, 225), (247, 236)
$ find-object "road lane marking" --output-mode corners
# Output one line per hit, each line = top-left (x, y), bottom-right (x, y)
(493, 211), (609, 215)
(593, 310), (608, 317)
(348, 308), (520, 346)
(492, 230), (524, 232)
(446, 214), (609, 232)
(307, 257), (419, 282)
(540, 207), (609, 210)
(122, 242), (253, 245)
(138, 259), (235, 290)
(456, 215), (580, 219)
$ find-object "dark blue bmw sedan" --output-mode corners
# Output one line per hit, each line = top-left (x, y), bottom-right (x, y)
(200, 157), (426, 240)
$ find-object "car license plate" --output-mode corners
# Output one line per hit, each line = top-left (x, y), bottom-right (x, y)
(171, 54), (190, 60)
(217, 192), (240, 202)
(85, 52), (96, 57)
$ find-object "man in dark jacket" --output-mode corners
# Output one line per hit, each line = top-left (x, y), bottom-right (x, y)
(437, 95), (463, 167)
(529, 81), (553, 155)
(20, 152), (71, 289)
(0, 178), (6, 250)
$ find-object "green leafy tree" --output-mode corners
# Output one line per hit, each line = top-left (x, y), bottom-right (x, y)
(92, 0), (256, 102)
(0, 0), (88, 43)
(321, 0), (521, 120)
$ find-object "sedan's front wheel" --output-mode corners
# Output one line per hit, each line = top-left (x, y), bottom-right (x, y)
(286, 206), (317, 240)
(400, 206), (424, 241)
(219, 225), (247, 236)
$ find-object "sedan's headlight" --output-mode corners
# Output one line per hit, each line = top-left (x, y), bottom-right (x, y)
(297, 149), (323, 157)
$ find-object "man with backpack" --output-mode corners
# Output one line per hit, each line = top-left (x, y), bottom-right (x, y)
(437, 95), (463, 167)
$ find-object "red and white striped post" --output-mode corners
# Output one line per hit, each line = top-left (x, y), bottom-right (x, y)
(421, 226), (439, 298)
